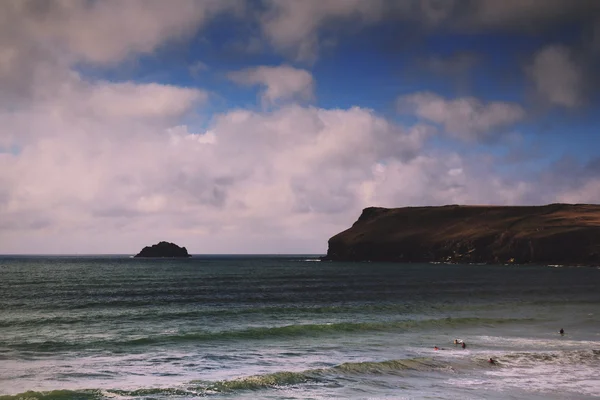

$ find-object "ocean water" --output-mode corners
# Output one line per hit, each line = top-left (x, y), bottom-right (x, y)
(0, 256), (599, 400)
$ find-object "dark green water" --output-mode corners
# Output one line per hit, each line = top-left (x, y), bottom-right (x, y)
(1, 256), (599, 399)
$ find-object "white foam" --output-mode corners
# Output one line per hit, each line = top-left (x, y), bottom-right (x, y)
(446, 350), (600, 397)
(484, 351), (600, 397)
(474, 335), (600, 350)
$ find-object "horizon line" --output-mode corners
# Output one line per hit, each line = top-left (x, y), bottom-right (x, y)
(0, 253), (326, 257)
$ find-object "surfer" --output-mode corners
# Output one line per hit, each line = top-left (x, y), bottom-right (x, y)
(488, 358), (496, 364)
(461, 342), (466, 349)
(559, 328), (564, 335)
(434, 346), (439, 350)
(453, 339), (463, 345)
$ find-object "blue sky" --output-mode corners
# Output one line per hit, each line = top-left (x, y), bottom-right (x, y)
(1, 0), (600, 254)
(80, 6), (598, 161)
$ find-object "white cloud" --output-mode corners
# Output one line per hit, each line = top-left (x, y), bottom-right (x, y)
(228, 65), (315, 106)
(0, 77), (206, 158)
(0, 0), (242, 106)
(4, 73), (566, 255)
(556, 179), (600, 204)
(397, 92), (525, 141)
(1, 0), (242, 65)
(4, 80), (595, 254)
(260, 0), (387, 62)
(73, 80), (206, 119)
(366, 153), (532, 208)
(0, 92), (441, 253)
(527, 44), (586, 108)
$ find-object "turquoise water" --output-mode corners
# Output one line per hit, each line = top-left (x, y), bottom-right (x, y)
(0, 256), (599, 399)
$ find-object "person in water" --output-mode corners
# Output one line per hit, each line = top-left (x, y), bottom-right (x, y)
(461, 342), (466, 349)
(434, 346), (439, 350)
(559, 328), (564, 335)
(488, 358), (496, 364)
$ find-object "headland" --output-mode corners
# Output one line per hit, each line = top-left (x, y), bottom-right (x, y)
(323, 204), (600, 264)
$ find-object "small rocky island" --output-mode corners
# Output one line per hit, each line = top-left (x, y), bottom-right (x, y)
(323, 204), (600, 265)
(134, 241), (191, 258)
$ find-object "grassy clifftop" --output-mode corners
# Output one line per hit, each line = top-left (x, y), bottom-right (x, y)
(323, 204), (600, 264)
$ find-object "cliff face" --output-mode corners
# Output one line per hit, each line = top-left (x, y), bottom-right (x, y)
(134, 241), (191, 258)
(323, 204), (600, 264)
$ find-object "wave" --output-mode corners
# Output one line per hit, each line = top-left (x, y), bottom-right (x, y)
(5, 293), (555, 330)
(0, 356), (447, 400)
(194, 357), (444, 392)
(4, 350), (597, 399)
(1, 317), (534, 352)
(0, 388), (203, 400)
(0, 389), (104, 400)
(333, 357), (443, 374)
(199, 370), (319, 392)
(0, 303), (430, 328)
(210, 350), (599, 381)
(496, 348), (600, 365)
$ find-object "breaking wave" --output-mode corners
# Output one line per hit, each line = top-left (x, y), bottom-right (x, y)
(3, 349), (597, 399)
(0, 356), (447, 399)
(1, 317), (534, 352)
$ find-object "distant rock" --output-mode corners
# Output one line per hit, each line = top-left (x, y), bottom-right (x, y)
(134, 241), (191, 258)
(322, 204), (600, 265)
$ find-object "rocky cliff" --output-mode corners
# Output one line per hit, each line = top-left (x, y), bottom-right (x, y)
(134, 241), (191, 258)
(323, 204), (600, 265)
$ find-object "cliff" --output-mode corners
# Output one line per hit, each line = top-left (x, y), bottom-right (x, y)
(323, 204), (600, 264)
(134, 241), (191, 258)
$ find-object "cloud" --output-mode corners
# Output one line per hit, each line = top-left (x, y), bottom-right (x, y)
(367, 153), (533, 208)
(0, 76), (206, 159)
(0, 94), (440, 253)
(527, 45), (586, 108)
(1, 0), (243, 65)
(397, 92), (525, 141)
(519, 155), (600, 205)
(228, 65), (315, 106)
(3, 85), (596, 254)
(3, 0), (600, 256)
(451, 0), (600, 32)
(0, 0), (242, 105)
(260, 0), (387, 62)
(256, 0), (600, 61)
(556, 179), (600, 204)
(69, 80), (206, 119)
(255, 0), (600, 62)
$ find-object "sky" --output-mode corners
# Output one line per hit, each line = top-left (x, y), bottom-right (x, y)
(1, 0), (600, 255)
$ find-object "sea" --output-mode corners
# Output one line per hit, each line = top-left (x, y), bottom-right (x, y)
(0, 256), (599, 400)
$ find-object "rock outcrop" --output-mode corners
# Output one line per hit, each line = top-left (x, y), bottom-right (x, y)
(134, 241), (191, 258)
(323, 204), (600, 265)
